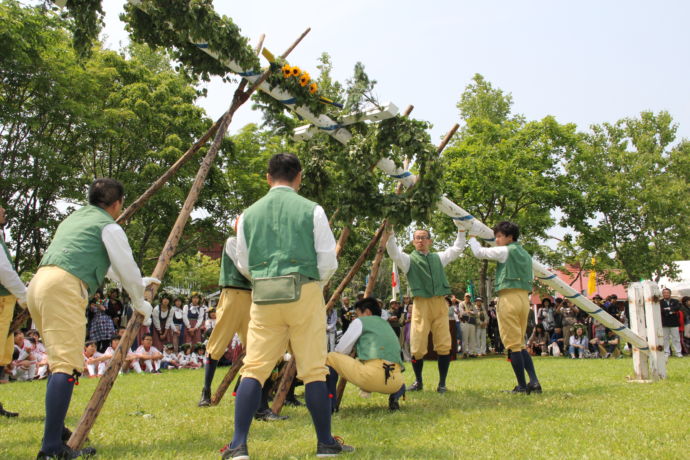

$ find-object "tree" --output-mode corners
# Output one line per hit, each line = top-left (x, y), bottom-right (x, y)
(561, 111), (690, 283)
(166, 251), (220, 292)
(437, 74), (579, 297)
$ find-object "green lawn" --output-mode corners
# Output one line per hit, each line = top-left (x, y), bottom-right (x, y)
(1, 356), (689, 459)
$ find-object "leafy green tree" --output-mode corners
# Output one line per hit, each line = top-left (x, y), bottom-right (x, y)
(437, 74), (578, 297)
(166, 251), (220, 292)
(561, 111), (690, 283)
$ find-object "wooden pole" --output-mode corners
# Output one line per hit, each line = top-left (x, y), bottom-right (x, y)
(211, 352), (245, 406)
(9, 308), (30, 335)
(270, 356), (297, 414)
(322, 225), (351, 297)
(68, 30), (309, 450)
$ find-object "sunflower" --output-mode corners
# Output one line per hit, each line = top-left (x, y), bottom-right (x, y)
(291, 66), (301, 77)
(309, 82), (318, 94)
(282, 64), (291, 78)
(299, 72), (310, 87)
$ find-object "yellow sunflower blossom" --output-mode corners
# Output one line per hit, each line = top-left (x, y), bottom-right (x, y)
(299, 72), (311, 87)
(309, 82), (318, 94)
(291, 66), (301, 77)
(282, 64), (291, 78)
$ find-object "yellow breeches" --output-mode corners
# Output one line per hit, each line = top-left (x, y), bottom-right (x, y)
(497, 288), (531, 352)
(206, 288), (252, 360)
(0, 294), (17, 366)
(410, 296), (451, 359)
(326, 352), (403, 394)
(241, 282), (328, 385)
(27, 266), (88, 375)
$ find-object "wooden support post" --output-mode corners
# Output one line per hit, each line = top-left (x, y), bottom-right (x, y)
(68, 30), (311, 450)
(627, 282), (650, 381)
(270, 356), (297, 414)
(9, 308), (30, 335)
(642, 281), (666, 380)
(211, 352), (245, 406)
(322, 225), (351, 297)
(334, 369), (349, 411)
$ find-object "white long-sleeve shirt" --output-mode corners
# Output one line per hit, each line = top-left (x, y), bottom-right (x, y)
(183, 304), (205, 328)
(152, 306), (173, 331)
(102, 224), (146, 311)
(386, 232), (466, 275)
(334, 317), (364, 354)
(235, 186), (338, 283)
(468, 237), (509, 263)
(0, 236), (27, 304)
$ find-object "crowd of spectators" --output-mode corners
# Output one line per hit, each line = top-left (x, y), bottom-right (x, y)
(4, 287), (689, 384)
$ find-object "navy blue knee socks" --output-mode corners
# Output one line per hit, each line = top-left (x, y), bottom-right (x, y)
(203, 358), (218, 391)
(508, 350), (527, 388)
(521, 349), (539, 385)
(437, 354), (450, 387)
(42, 372), (75, 454)
(230, 377), (262, 448)
(305, 381), (336, 445)
(411, 358), (424, 383)
(325, 366), (338, 412)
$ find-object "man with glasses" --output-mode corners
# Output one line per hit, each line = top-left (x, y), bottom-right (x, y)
(386, 228), (465, 393)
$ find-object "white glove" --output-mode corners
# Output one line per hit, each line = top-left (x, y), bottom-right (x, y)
(134, 300), (153, 319)
(142, 277), (161, 288)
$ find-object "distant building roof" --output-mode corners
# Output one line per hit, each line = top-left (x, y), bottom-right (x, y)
(532, 265), (627, 304)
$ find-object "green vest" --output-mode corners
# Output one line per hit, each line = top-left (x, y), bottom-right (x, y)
(0, 236), (13, 296)
(219, 250), (251, 290)
(406, 251), (451, 298)
(242, 187), (320, 280)
(40, 205), (114, 296)
(356, 316), (403, 365)
(495, 242), (533, 292)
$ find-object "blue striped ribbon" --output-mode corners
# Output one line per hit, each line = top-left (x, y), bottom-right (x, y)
(318, 124), (341, 131)
(565, 293), (581, 299)
(389, 172), (412, 179)
(481, 237), (496, 242)
(193, 43), (209, 49)
(279, 98), (297, 105)
(537, 274), (557, 280)
(239, 71), (261, 77)
(453, 215), (474, 221)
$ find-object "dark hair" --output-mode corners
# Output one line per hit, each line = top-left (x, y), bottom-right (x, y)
(268, 153), (302, 182)
(493, 221), (520, 241)
(88, 178), (124, 208)
(682, 296), (690, 305)
(143, 334), (153, 340)
(354, 297), (382, 316)
(85, 340), (96, 347)
(413, 229), (431, 239)
(111, 335), (121, 341)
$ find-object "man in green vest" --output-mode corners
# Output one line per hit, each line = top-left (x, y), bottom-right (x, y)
(221, 153), (353, 459)
(386, 228), (465, 393)
(198, 236), (252, 407)
(325, 297), (406, 411)
(468, 221), (541, 394)
(0, 204), (27, 418)
(27, 178), (155, 459)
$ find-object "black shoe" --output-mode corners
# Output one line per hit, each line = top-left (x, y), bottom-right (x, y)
(316, 436), (355, 457)
(436, 385), (447, 394)
(255, 410), (289, 421)
(526, 382), (542, 395)
(284, 397), (303, 407)
(506, 385), (527, 394)
(198, 388), (212, 407)
(388, 384), (406, 411)
(36, 444), (96, 459)
(408, 381), (423, 391)
(0, 402), (19, 418)
(220, 443), (249, 460)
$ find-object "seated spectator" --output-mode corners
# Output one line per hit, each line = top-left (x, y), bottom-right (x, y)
(12, 331), (35, 381)
(548, 327), (564, 356)
(178, 343), (201, 369)
(102, 335), (142, 374)
(569, 325), (589, 359)
(191, 343), (205, 368)
(597, 329), (621, 358)
(161, 344), (179, 370)
(134, 334), (163, 373)
(527, 324), (549, 356)
(204, 307), (217, 333)
(26, 330), (48, 379)
(83, 341), (108, 377)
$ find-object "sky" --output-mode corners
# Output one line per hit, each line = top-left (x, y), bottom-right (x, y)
(99, 0), (690, 143)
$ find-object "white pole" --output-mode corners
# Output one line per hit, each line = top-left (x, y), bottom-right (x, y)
(642, 281), (666, 379)
(627, 283), (649, 380)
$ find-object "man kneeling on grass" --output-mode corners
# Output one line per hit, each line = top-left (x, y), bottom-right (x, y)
(326, 297), (406, 411)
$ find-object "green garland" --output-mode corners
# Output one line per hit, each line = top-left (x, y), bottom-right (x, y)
(122, 0), (259, 82)
(299, 116), (444, 227)
(59, 0), (105, 59)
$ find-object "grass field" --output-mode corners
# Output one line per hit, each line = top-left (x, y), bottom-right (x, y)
(1, 355), (689, 459)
